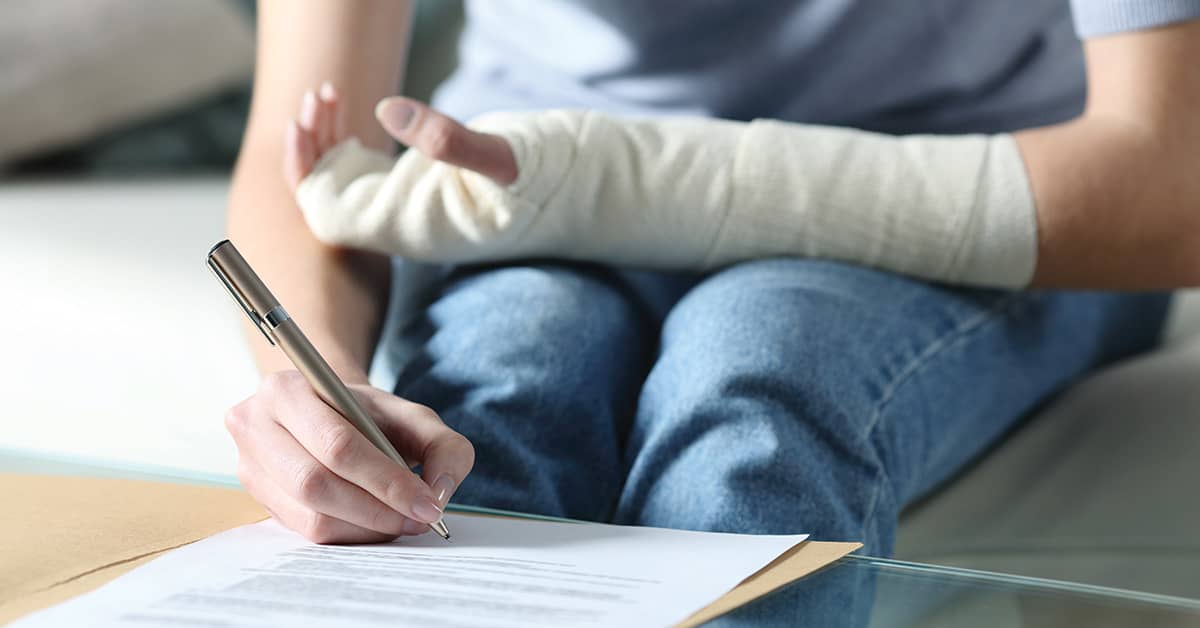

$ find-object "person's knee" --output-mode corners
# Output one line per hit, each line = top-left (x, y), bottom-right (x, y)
(422, 264), (649, 377)
(401, 264), (653, 521)
(396, 262), (660, 441)
(619, 401), (898, 550)
(623, 260), (906, 537)
(652, 258), (1015, 420)
(651, 259), (906, 423)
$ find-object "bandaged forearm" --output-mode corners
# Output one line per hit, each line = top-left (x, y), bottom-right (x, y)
(298, 110), (1038, 287)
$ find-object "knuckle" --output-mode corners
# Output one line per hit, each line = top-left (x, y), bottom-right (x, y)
(319, 425), (357, 468)
(458, 436), (477, 472)
(294, 463), (330, 503)
(423, 118), (460, 158)
(369, 506), (404, 536)
(305, 513), (340, 544)
(223, 406), (248, 436)
(234, 461), (255, 489)
(382, 475), (413, 508)
(413, 403), (443, 425)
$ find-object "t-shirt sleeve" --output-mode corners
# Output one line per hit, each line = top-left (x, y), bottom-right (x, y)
(1070, 0), (1200, 37)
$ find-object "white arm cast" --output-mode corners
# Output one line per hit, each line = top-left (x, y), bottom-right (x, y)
(297, 110), (1038, 287)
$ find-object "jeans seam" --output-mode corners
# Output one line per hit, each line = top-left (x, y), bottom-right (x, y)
(857, 292), (1025, 537)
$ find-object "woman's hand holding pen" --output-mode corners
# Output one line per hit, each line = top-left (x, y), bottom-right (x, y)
(226, 371), (474, 544)
(225, 83), (497, 545)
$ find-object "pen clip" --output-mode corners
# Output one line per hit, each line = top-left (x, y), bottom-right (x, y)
(207, 258), (276, 346)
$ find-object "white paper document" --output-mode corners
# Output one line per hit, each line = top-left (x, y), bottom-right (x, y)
(15, 514), (807, 628)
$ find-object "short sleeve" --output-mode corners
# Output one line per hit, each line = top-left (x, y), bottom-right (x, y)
(1070, 0), (1200, 37)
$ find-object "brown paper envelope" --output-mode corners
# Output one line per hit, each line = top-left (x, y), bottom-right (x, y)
(0, 474), (267, 624)
(0, 474), (858, 626)
(678, 540), (863, 627)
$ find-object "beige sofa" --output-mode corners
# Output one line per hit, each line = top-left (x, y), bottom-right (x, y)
(3, 177), (1199, 599)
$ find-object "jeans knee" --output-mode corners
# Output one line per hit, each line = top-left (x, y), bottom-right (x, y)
(649, 260), (902, 422)
(400, 264), (654, 521)
(620, 260), (915, 543)
(426, 264), (649, 376)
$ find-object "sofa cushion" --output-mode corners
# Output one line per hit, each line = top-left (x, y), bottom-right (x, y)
(0, 0), (253, 165)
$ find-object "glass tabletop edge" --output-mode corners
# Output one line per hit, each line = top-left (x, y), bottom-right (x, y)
(840, 554), (1200, 610)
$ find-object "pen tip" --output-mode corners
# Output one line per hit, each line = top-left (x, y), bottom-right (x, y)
(430, 519), (451, 541)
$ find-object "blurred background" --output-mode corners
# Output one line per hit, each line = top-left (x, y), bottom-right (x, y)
(0, 0), (463, 479)
(0, 0), (458, 176)
(4, 1), (1200, 616)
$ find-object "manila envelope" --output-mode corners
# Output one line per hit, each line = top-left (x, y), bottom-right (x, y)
(0, 474), (860, 626)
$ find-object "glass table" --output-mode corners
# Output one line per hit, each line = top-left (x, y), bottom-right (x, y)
(714, 551), (1200, 627)
(6, 450), (1200, 627)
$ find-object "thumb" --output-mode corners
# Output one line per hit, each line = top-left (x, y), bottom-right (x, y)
(376, 97), (518, 186)
(354, 386), (475, 512)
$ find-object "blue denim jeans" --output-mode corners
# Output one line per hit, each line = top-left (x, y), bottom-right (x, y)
(392, 259), (1168, 555)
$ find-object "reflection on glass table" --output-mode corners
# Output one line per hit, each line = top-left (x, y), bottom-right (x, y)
(711, 552), (1200, 627)
(6, 450), (1199, 627)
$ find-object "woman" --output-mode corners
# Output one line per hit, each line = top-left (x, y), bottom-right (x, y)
(224, 1), (1200, 554)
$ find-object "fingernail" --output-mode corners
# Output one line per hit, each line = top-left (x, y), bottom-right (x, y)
(432, 473), (457, 507)
(411, 495), (443, 524)
(319, 81), (336, 102)
(401, 518), (427, 535)
(376, 98), (415, 132)
(300, 89), (318, 125)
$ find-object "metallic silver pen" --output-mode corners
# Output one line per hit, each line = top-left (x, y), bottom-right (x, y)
(207, 239), (451, 541)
